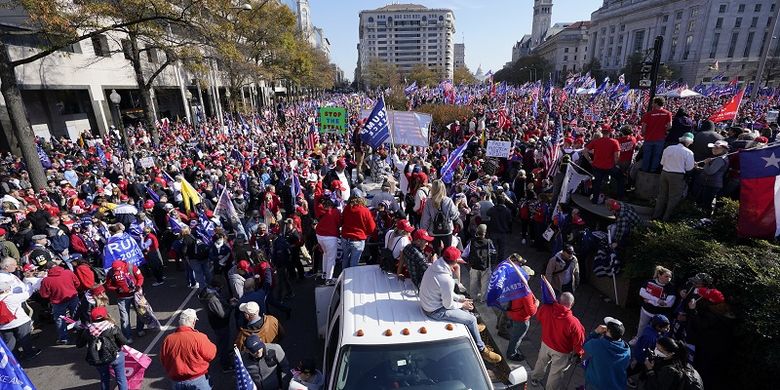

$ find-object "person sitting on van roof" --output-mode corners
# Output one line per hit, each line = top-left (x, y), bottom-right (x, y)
(418, 246), (502, 364)
(401, 229), (434, 289)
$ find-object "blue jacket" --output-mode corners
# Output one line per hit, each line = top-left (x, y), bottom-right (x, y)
(583, 332), (631, 390)
(632, 325), (666, 364)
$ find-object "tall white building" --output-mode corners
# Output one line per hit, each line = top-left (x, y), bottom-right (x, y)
(531, 0), (554, 48)
(281, 0), (332, 59)
(454, 43), (465, 69)
(588, 0), (780, 84)
(358, 4), (456, 83)
(533, 21), (591, 82)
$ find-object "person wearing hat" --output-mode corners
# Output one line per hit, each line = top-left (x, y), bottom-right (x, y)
(228, 259), (253, 299)
(629, 314), (671, 383)
(383, 219), (413, 270)
(324, 157), (352, 201)
(501, 254), (539, 362)
(400, 229), (435, 289)
(242, 334), (291, 389)
(160, 308), (216, 389)
(235, 297), (284, 350)
(418, 246), (502, 364)
(75, 306), (129, 390)
(291, 359), (324, 390)
(693, 140), (729, 213)
(0, 227), (19, 261)
(39, 260), (81, 344)
(465, 224), (497, 302)
(370, 180), (399, 212)
(545, 244), (580, 295)
(684, 286), (734, 389)
(653, 132), (695, 221)
(583, 317), (631, 390)
(692, 120), (724, 162)
(0, 258), (40, 360)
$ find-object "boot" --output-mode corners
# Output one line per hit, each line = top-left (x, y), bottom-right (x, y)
(477, 323), (486, 333)
(480, 346), (502, 364)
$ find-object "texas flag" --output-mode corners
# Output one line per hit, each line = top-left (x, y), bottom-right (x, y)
(709, 88), (744, 122)
(738, 145), (780, 239)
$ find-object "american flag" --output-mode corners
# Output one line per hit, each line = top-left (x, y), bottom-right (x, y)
(497, 108), (511, 129)
(542, 113), (564, 178)
(233, 346), (258, 390)
(305, 123), (319, 151)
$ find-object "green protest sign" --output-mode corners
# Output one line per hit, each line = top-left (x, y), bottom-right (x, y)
(319, 107), (347, 134)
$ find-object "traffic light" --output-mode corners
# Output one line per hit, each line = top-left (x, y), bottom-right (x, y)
(639, 62), (653, 88)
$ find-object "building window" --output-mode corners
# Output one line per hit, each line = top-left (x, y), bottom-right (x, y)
(773, 3), (777, 12)
(564, 47), (569, 53)
(710, 32), (720, 58)
(750, 17), (758, 28)
(727, 32), (739, 57)
(669, 37), (677, 60)
(683, 35), (693, 59)
(619, 35), (624, 43)
(691, 7), (699, 19)
(633, 30), (645, 52)
(368, 17), (374, 23)
(674, 22), (680, 35)
(574, 55), (577, 60)
(617, 46), (622, 56)
(735, 17), (742, 28)
(91, 35), (110, 57)
(146, 48), (159, 63)
(768, 17), (774, 27)
(58, 42), (81, 54)
(715, 18), (723, 28)
(688, 20), (695, 32)
(676, 11), (683, 20)
(607, 47), (612, 57)
(660, 26), (667, 36)
(718, 4), (727, 13)
(609, 36), (614, 44)
(744, 31), (754, 57)
(564, 55), (568, 61)
(755, 3), (762, 12)
(759, 31), (769, 55)
(663, 15), (669, 22)
(620, 24), (626, 32)
(121, 39), (132, 59)
(738, 4), (745, 12)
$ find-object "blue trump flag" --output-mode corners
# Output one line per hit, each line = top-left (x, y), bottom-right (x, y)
(486, 259), (531, 308)
(102, 233), (145, 269)
(360, 96), (391, 149)
(0, 337), (36, 389)
(440, 136), (472, 184)
(36, 144), (51, 169)
(540, 275), (558, 305)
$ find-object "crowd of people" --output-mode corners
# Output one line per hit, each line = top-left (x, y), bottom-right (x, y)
(0, 78), (776, 389)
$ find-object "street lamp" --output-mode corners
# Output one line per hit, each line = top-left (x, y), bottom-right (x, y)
(225, 89), (232, 114)
(109, 89), (131, 152)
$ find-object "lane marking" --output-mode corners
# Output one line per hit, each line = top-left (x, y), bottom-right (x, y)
(143, 287), (199, 355)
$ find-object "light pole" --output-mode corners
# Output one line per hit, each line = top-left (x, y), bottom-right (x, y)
(225, 89), (232, 115)
(109, 89), (131, 152)
(185, 90), (194, 125)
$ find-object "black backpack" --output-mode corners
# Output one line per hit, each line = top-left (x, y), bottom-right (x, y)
(84, 328), (119, 366)
(91, 266), (107, 285)
(431, 201), (449, 235)
(467, 239), (492, 271)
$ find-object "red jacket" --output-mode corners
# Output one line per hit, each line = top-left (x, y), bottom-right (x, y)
(536, 303), (585, 355)
(105, 260), (144, 298)
(160, 326), (216, 381)
(74, 263), (96, 292)
(341, 204), (376, 241)
(70, 234), (89, 255)
(314, 203), (341, 237)
(39, 267), (80, 304)
(144, 232), (160, 252)
(507, 293), (538, 322)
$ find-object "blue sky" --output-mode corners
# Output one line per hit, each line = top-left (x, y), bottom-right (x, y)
(308, 0), (603, 81)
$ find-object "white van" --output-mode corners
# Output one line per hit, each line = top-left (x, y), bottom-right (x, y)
(315, 265), (526, 390)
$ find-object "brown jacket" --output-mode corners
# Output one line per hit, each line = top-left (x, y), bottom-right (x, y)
(545, 251), (580, 292)
(234, 314), (284, 350)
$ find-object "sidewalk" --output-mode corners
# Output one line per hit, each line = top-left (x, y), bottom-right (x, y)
(467, 235), (640, 389)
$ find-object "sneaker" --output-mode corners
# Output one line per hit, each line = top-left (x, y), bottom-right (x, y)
(477, 323), (486, 333)
(190, 283), (200, 289)
(508, 352), (526, 362)
(152, 281), (165, 286)
(521, 238), (527, 245)
(136, 330), (146, 337)
(480, 346), (502, 364)
(55, 339), (68, 345)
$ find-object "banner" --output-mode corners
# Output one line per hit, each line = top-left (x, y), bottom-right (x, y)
(102, 233), (145, 269)
(360, 96), (391, 149)
(318, 106), (347, 134)
(737, 145), (780, 238)
(485, 260), (531, 308)
(709, 88), (744, 122)
(440, 136), (472, 184)
(36, 144), (51, 169)
(214, 186), (247, 239)
(139, 157), (155, 169)
(0, 337), (36, 389)
(486, 140), (512, 158)
(360, 109), (431, 147)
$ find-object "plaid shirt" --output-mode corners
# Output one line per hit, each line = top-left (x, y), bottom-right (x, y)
(614, 204), (641, 244)
(402, 244), (429, 289)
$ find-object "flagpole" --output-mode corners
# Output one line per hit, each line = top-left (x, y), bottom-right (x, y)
(694, 140), (780, 164)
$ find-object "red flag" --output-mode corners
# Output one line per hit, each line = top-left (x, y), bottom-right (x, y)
(709, 88), (744, 123)
(738, 145), (780, 239)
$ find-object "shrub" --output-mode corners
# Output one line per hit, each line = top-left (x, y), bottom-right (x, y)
(623, 198), (780, 389)
(416, 104), (474, 128)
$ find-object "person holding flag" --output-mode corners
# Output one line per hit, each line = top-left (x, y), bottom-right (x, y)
(529, 276), (585, 389)
(240, 334), (292, 390)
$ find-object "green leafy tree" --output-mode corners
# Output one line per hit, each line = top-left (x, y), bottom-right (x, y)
(494, 55), (552, 84)
(362, 58), (400, 90)
(453, 66), (477, 85)
(408, 64), (438, 87)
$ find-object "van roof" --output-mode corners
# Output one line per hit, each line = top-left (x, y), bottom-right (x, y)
(339, 265), (471, 346)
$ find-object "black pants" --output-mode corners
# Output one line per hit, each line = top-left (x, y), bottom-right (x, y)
(432, 234), (453, 254)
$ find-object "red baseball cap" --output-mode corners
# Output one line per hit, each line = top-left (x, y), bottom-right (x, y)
(337, 158), (347, 168)
(0, 228), (6, 236)
(395, 219), (414, 233)
(237, 260), (251, 272)
(411, 229), (434, 242)
(442, 247), (466, 264)
(697, 287), (725, 304)
(143, 200), (155, 210)
(90, 306), (108, 322)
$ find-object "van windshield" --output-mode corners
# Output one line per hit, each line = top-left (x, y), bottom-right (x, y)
(333, 338), (490, 390)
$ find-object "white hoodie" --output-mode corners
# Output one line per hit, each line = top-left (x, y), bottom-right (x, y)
(418, 257), (464, 313)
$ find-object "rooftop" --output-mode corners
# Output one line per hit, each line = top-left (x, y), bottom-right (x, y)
(361, 3), (453, 13)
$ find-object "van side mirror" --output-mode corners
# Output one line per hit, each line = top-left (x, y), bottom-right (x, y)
(508, 366), (527, 385)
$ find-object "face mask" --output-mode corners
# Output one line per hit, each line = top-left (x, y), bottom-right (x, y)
(653, 347), (669, 359)
(215, 240), (224, 247)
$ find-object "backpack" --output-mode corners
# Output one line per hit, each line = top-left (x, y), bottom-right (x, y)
(431, 202), (449, 235)
(380, 235), (403, 272)
(91, 266), (107, 286)
(0, 296), (17, 325)
(85, 328), (119, 366)
(0, 242), (10, 260)
(678, 365), (704, 390)
(467, 239), (492, 271)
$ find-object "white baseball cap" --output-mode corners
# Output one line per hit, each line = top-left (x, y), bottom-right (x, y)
(239, 301), (260, 315)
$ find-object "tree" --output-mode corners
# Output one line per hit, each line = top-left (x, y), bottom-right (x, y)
(361, 58), (400, 90)
(582, 59), (607, 82)
(620, 52), (644, 88)
(453, 66), (477, 85)
(0, 0), (205, 190)
(494, 55), (552, 84)
(408, 64), (438, 87)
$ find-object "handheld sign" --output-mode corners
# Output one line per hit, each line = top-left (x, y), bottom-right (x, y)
(486, 140), (512, 158)
(319, 107), (347, 134)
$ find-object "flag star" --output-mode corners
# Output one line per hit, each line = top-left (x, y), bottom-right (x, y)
(763, 153), (780, 169)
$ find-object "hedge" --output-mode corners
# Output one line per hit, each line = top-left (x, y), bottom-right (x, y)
(623, 199), (780, 389)
(415, 104), (474, 128)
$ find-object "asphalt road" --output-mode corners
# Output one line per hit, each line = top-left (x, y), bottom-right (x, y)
(23, 262), (320, 390)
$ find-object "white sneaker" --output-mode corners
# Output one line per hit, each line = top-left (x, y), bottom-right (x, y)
(521, 238), (527, 245)
(191, 283), (200, 289)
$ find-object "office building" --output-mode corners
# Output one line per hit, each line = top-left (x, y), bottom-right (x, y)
(454, 43), (465, 69)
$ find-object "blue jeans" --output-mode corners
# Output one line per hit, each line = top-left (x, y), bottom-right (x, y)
(117, 296), (143, 340)
(96, 351), (127, 390)
(341, 239), (365, 269)
(172, 374), (211, 390)
(52, 296), (79, 341)
(188, 259), (212, 286)
(507, 319), (530, 357)
(641, 140), (665, 173)
(426, 307), (485, 350)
